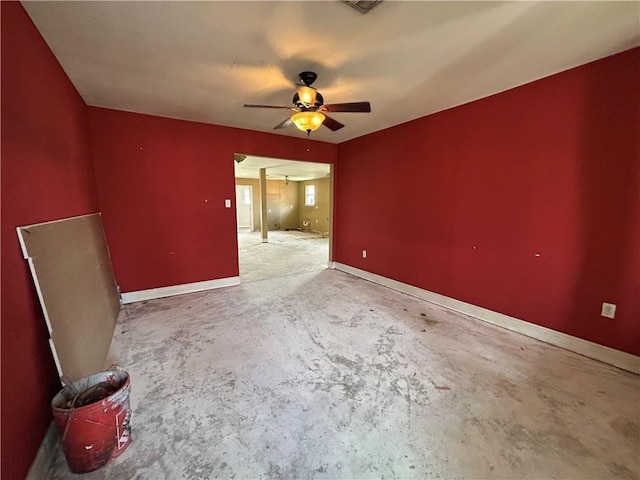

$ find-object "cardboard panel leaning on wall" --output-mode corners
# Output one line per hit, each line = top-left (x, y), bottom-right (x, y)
(17, 213), (120, 382)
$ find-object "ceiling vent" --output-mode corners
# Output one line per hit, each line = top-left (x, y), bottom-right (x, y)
(342, 0), (382, 14)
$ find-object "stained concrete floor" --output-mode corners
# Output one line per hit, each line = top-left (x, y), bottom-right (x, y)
(237, 230), (329, 283)
(48, 270), (639, 479)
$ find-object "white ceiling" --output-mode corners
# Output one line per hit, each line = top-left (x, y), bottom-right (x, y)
(235, 156), (330, 182)
(23, 1), (639, 144)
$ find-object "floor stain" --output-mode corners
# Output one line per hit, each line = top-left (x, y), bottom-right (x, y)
(555, 432), (591, 457)
(609, 417), (640, 444)
(608, 461), (638, 480)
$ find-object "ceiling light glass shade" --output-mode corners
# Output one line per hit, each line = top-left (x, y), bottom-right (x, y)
(291, 111), (325, 132)
(297, 85), (317, 106)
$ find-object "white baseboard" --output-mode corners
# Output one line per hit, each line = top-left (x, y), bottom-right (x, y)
(120, 276), (240, 304)
(27, 422), (59, 480)
(333, 263), (640, 375)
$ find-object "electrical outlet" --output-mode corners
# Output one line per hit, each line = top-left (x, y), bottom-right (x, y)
(362, 250), (367, 258)
(601, 302), (616, 319)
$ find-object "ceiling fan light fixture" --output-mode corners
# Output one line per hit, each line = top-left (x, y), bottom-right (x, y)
(291, 111), (325, 133)
(244, 71), (370, 133)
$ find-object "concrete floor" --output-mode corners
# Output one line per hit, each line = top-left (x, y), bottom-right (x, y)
(237, 230), (329, 283)
(48, 270), (639, 479)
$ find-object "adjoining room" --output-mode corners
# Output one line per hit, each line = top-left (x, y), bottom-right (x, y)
(234, 155), (331, 283)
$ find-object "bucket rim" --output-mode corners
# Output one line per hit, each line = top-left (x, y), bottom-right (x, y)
(52, 370), (130, 412)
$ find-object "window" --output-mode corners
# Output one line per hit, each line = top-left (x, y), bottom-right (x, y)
(243, 186), (251, 205)
(304, 184), (315, 206)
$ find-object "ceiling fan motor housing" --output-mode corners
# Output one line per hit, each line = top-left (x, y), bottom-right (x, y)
(293, 91), (324, 110)
(294, 71), (323, 108)
(298, 71), (318, 86)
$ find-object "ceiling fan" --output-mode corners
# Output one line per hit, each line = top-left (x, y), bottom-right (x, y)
(244, 71), (371, 135)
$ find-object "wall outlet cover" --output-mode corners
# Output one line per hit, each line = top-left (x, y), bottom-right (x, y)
(601, 302), (616, 319)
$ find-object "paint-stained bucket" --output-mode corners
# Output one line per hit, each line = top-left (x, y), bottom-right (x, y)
(51, 370), (132, 473)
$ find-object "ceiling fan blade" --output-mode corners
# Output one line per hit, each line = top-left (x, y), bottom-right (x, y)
(321, 102), (371, 113)
(322, 115), (345, 131)
(244, 104), (294, 110)
(274, 118), (293, 130)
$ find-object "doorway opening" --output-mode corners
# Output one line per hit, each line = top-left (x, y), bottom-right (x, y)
(233, 154), (332, 284)
(235, 184), (254, 231)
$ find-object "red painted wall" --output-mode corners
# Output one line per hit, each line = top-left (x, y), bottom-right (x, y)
(336, 48), (640, 355)
(87, 108), (337, 293)
(1, 3), (100, 478)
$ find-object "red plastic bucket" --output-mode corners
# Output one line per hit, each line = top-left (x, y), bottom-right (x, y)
(51, 370), (132, 473)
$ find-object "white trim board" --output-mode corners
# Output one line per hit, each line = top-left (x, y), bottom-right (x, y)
(120, 276), (241, 304)
(333, 262), (640, 375)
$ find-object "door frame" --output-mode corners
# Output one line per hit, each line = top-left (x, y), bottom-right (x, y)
(235, 184), (254, 231)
